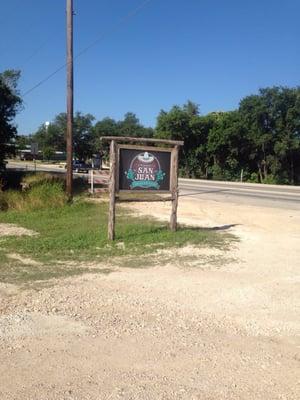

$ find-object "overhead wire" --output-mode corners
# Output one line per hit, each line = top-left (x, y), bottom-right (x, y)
(22, 0), (154, 97)
(20, 35), (55, 69)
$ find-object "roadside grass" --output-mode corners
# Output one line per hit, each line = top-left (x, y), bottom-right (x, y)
(0, 173), (67, 212)
(0, 200), (233, 285)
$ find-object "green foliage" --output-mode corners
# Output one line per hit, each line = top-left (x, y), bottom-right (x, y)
(155, 101), (206, 177)
(155, 90), (300, 184)
(93, 112), (154, 158)
(42, 146), (55, 160)
(32, 112), (95, 160)
(0, 70), (22, 170)
(238, 87), (300, 184)
(14, 86), (300, 185)
(1, 176), (67, 212)
(15, 134), (32, 149)
(29, 111), (154, 162)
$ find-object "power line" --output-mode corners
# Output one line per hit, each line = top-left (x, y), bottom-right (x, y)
(22, 0), (154, 97)
(21, 36), (55, 69)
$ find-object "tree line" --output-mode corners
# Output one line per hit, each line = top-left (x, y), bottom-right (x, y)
(155, 89), (300, 184)
(1, 69), (300, 184)
(19, 111), (154, 161)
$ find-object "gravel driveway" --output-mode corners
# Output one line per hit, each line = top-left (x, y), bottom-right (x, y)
(0, 197), (299, 399)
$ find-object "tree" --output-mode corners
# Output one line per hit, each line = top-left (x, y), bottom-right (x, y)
(118, 112), (154, 138)
(207, 111), (247, 180)
(43, 147), (55, 161)
(32, 112), (95, 160)
(34, 119), (66, 154)
(0, 70), (22, 170)
(239, 87), (300, 183)
(183, 100), (200, 116)
(93, 113), (154, 159)
(93, 117), (119, 159)
(15, 134), (32, 149)
(154, 91), (300, 184)
(73, 112), (95, 159)
(155, 101), (205, 177)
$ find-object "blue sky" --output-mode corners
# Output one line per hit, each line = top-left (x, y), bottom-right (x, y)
(1, 0), (299, 134)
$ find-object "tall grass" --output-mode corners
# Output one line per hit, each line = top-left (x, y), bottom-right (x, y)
(25, 182), (67, 210)
(22, 172), (65, 188)
(0, 173), (67, 212)
(0, 190), (24, 211)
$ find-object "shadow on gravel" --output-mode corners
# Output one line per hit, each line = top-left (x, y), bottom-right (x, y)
(201, 224), (238, 231)
(178, 224), (238, 232)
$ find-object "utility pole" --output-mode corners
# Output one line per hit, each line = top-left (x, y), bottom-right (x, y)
(66, 0), (74, 200)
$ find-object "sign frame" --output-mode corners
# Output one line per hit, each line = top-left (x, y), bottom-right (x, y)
(101, 136), (183, 240)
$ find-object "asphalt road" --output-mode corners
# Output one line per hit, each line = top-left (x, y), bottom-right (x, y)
(179, 179), (300, 210)
(7, 161), (67, 174)
(7, 161), (300, 210)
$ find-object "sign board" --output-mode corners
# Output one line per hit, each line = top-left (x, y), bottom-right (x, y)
(31, 143), (39, 156)
(117, 145), (172, 192)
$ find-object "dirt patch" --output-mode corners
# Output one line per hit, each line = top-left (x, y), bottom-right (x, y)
(0, 223), (37, 237)
(7, 253), (41, 266)
(0, 312), (87, 340)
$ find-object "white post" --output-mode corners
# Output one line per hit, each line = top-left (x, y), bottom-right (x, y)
(91, 169), (94, 194)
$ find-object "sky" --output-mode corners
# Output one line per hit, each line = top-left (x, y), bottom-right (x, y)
(1, 0), (299, 134)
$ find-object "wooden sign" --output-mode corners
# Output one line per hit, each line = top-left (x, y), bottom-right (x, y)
(101, 137), (183, 240)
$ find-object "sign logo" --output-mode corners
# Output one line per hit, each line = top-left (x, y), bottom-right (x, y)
(125, 152), (166, 189)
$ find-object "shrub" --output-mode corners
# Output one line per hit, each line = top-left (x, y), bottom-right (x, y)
(247, 173), (259, 183)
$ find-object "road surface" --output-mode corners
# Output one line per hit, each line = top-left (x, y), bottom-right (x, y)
(179, 179), (300, 210)
(6, 160), (300, 210)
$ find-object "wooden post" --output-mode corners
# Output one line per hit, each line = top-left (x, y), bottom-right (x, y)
(66, 0), (74, 201)
(170, 145), (179, 231)
(108, 140), (117, 240)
